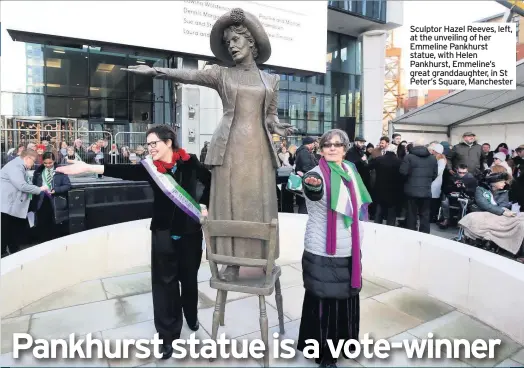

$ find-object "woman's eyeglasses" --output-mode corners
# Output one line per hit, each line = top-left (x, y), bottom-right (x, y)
(146, 140), (162, 148)
(322, 143), (345, 148)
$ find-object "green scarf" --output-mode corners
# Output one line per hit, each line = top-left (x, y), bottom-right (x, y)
(327, 160), (372, 228)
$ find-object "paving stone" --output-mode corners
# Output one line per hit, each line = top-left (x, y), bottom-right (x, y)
(372, 287), (455, 322)
(21, 280), (107, 315)
(102, 273), (151, 299)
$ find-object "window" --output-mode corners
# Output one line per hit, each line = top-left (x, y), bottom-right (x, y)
(89, 51), (128, 99)
(26, 44), (45, 94)
(2, 92), (45, 116)
(90, 99), (128, 120)
(46, 97), (88, 118)
(288, 92), (306, 120)
(45, 46), (89, 96)
(128, 55), (168, 101)
(130, 101), (153, 123)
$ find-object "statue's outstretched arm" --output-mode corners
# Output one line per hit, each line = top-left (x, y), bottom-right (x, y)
(153, 65), (220, 90)
(121, 64), (220, 90)
(266, 76), (296, 137)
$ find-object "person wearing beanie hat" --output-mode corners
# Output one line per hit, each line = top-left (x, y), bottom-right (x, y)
(492, 152), (512, 179)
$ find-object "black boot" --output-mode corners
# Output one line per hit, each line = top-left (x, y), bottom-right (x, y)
(160, 343), (173, 360)
(188, 319), (200, 332)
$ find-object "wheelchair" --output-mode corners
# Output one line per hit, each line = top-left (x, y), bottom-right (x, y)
(437, 189), (474, 234)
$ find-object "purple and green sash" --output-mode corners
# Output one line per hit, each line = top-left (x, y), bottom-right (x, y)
(141, 157), (201, 223)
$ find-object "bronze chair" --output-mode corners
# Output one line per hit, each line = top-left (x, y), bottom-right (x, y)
(201, 217), (285, 367)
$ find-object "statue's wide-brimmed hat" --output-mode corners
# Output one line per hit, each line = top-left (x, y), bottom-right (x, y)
(210, 8), (271, 65)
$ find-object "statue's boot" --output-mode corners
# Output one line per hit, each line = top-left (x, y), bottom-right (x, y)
(221, 265), (240, 282)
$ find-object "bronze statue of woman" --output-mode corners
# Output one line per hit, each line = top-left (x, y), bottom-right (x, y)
(122, 8), (294, 280)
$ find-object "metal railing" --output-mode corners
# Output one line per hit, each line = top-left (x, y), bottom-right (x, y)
(113, 132), (147, 164)
(0, 128), (149, 166)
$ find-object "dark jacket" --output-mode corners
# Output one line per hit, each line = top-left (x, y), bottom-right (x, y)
(475, 186), (511, 215)
(368, 152), (403, 206)
(294, 145), (317, 174)
(30, 164), (72, 222)
(513, 156), (523, 177)
(447, 141), (484, 175)
(103, 154), (211, 235)
(302, 250), (360, 299)
(443, 172), (478, 197)
(400, 146), (438, 198)
(509, 175), (524, 211)
(345, 146), (371, 191)
(483, 151), (495, 168)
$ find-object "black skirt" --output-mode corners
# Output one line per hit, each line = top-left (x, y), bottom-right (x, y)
(296, 290), (360, 362)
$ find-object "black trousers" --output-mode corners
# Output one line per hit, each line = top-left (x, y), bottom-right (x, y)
(406, 197), (431, 234)
(430, 198), (441, 221)
(374, 202), (397, 226)
(35, 197), (59, 243)
(151, 230), (203, 345)
(1, 213), (28, 256)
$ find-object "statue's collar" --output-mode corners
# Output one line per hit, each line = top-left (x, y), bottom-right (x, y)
(234, 62), (258, 71)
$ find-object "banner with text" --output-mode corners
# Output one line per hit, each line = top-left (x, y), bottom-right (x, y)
(1, 1), (327, 73)
(406, 24), (517, 90)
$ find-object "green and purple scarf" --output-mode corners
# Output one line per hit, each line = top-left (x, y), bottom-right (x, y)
(319, 158), (372, 288)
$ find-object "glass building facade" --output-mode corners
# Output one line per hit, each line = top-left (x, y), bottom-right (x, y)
(1, 28), (362, 143)
(328, 0), (387, 23)
(1, 38), (174, 137)
(262, 31), (363, 144)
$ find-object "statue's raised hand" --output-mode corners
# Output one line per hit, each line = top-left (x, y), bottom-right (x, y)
(120, 65), (157, 77)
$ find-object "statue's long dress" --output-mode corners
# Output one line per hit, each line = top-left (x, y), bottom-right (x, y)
(209, 67), (278, 260)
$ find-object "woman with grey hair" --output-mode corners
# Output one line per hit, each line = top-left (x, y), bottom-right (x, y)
(297, 129), (372, 367)
(121, 8), (294, 281)
(1, 149), (50, 256)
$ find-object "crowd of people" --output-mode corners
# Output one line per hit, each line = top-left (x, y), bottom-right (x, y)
(274, 131), (524, 263)
(0, 136), (155, 257)
(3, 138), (149, 168)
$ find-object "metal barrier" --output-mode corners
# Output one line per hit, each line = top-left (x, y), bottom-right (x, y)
(113, 132), (147, 164)
(0, 128), (114, 165)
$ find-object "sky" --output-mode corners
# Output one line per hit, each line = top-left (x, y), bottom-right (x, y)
(396, 1), (510, 73)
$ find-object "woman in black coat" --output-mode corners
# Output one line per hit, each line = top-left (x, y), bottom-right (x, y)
(57, 125), (211, 359)
(368, 146), (403, 226)
(31, 152), (72, 242)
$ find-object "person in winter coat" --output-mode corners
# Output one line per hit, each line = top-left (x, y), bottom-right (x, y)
(400, 139), (438, 234)
(297, 129), (371, 368)
(368, 144), (403, 226)
(492, 152), (513, 180)
(475, 172), (512, 216)
(30, 152), (72, 242)
(295, 136), (319, 214)
(447, 132), (484, 178)
(345, 137), (371, 193)
(1, 149), (50, 256)
(428, 143), (447, 222)
(438, 164), (478, 229)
